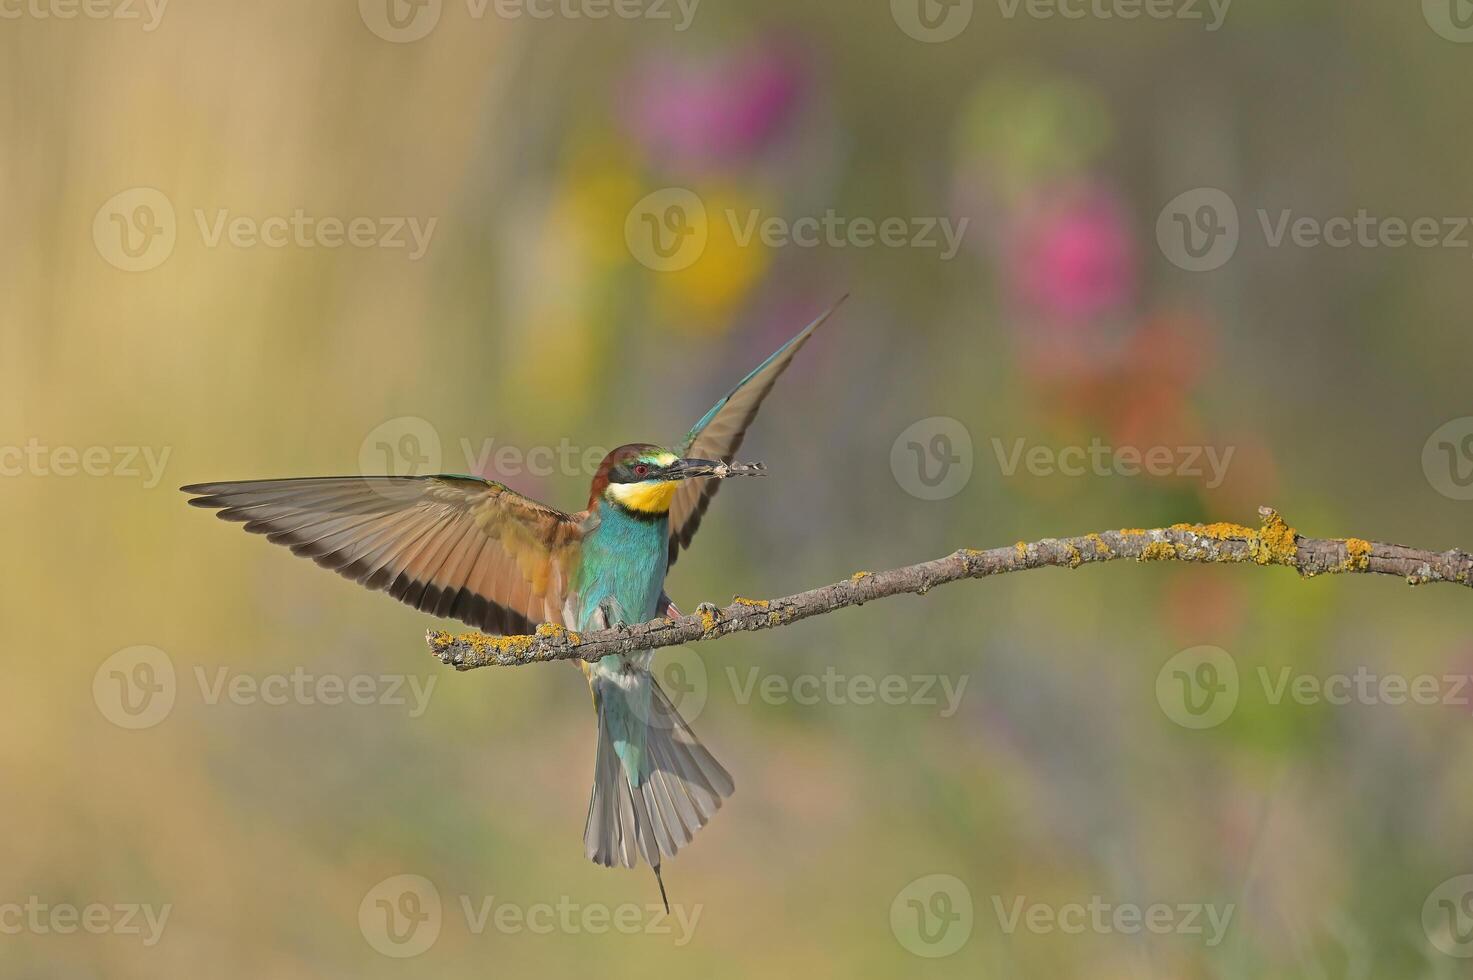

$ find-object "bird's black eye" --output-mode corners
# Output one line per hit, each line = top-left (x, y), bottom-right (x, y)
(633, 464), (649, 478)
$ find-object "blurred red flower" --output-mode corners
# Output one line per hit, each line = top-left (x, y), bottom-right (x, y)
(620, 39), (806, 170)
(1007, 185), (1136, 324)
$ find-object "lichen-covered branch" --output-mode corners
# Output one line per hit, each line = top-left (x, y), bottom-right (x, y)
(426, 507), (1473, 671)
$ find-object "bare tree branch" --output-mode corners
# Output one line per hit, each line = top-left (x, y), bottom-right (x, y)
(426, 507), (1472, 671)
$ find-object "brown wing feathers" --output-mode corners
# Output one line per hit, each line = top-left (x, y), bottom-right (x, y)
(183, 476), (583, 635)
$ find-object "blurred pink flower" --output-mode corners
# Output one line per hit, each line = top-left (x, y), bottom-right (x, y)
(620, 40), (805, 169)
(1007, 187), (1136, 323)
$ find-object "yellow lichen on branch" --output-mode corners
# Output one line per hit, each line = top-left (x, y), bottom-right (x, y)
(1166, 510), (1300, 567)
(1169, 521), (1257, 540)
(1254, 510), (1300, 566)
(1138, 541), (1180, 562)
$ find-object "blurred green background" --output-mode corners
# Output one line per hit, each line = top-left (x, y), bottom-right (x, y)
(5, 1), (1473, 976)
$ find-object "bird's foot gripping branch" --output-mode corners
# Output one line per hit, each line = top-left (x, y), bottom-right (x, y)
(426, 507), (1473, 671)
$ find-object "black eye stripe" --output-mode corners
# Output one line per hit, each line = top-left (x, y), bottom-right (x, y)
(611, 461), (657, 483)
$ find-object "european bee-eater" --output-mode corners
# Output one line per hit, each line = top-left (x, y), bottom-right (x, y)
(183, 299), (842, 907)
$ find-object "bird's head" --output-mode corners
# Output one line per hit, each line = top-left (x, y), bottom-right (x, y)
(588, 444), (763, 514)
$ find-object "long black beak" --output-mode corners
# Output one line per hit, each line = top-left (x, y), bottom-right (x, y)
(671, 458), (766, 480)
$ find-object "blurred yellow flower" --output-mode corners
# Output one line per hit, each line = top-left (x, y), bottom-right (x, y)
(646, 186), (771, 334)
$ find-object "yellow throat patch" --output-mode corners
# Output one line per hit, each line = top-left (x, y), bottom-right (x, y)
(606, 479), (679, 514)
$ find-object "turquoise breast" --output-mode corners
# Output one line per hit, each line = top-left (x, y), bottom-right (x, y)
(572, 505), (669, 631)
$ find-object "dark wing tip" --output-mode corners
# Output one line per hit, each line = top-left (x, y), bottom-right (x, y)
(182, 486), (226, 507)
(813, 292), (849, 325)
(181, 480), (257, 499)
(181, 483), (248, 510)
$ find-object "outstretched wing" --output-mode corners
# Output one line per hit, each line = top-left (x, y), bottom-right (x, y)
(667, 298), (845, 565)
(183, 476), (584, 634)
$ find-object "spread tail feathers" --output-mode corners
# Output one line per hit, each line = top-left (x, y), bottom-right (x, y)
(584, 676), (735, 894)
